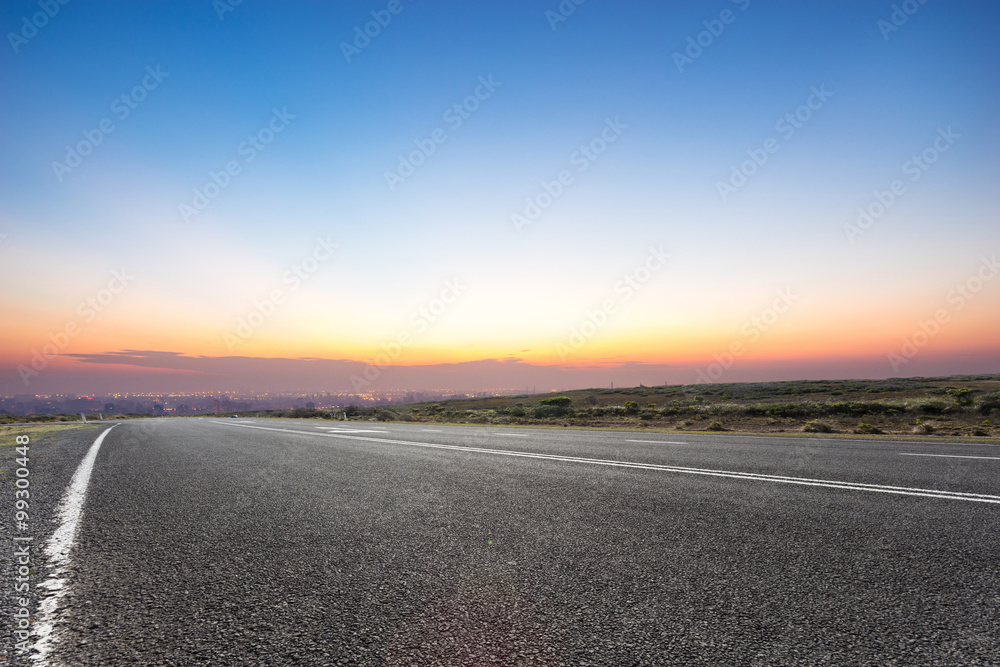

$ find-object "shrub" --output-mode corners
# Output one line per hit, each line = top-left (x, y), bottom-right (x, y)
(765, 403), (817, 419)
(803, 420), (833, 433)
(945, 387), (977, 406)
(826, 401), (901, 417)
(533, 405), (568, 419)
(624, 401), (640, 415)
(855, 423), (883, 435)
(976, 393), (1000, 416)
(707, 421), (725, 431)
(539, 396), (572, 407)
(912, 422), (935, 434)
(913, 400), (950, 415)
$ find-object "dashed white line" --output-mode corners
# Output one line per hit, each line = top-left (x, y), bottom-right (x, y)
(627, 440), (688, 445)
(315, 427), (389, 434)
(33, 425), (118, 663)
(211, 421), (1000, 504)
(900, 453), (1000, 460)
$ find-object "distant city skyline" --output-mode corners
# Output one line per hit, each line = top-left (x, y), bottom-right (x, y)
(2, 1), (998, 396)
(1, 387), (523, 417)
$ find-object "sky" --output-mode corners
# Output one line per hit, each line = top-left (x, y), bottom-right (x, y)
(1, 0), (998, 396)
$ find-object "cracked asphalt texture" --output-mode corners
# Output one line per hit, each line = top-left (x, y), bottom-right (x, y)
(6, 419), (1000, 665)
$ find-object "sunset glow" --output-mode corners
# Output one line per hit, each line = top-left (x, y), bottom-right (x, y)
(2, 1), (998, 397)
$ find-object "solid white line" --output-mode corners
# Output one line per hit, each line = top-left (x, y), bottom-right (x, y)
(32, 425), (118, 663)
(900, 453), (1000, 460)
(209, 421), (1000, 504)
(495, 433), (530, 437)
(420, 429), (443, 432)
(677, 431), (1000, 448)
(627, 440), (688, 445)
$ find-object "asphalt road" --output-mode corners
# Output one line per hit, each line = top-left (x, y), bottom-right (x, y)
(10, 419), (1000, 665)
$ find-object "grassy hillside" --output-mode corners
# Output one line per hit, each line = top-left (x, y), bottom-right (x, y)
(366, 375), (1000, 438)
(17, 376), (996, 439)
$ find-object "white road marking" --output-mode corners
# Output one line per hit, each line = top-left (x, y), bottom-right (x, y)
(495, 433), (530, 437)
(211, 421), (1000, 504)
(693, 432), (1000, 447)
(627, 440), (688, 445)
(900, 453), (1000, 460)
(420, 429), (443, 432)
(316, 427), (388, 434)
(33, 425), (118, 663)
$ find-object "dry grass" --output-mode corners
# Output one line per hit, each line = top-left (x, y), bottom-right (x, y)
(0, 422), (101, 447)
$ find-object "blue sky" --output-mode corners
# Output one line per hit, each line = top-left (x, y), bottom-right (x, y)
(2, 0), (998, 394)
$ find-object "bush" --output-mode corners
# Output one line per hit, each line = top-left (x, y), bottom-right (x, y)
(538, 396), (572, 407)
(912, 422), (935, 434)
(764, 403), (818, 419)
(945, 387), (977, 406)
(826, 401), (901, 417)
(803, 420), (833, 433)
(534, 404), (569, 419)
(707, 421), (725, 431)
(854, 423), (883, 434)
(913, 400), (950, 415)
(624, 401), (640, 415)
(976, 393), (1000, 415)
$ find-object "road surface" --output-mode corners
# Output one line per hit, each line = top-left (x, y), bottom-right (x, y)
(6, 418), (1000, 665)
